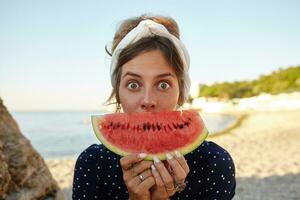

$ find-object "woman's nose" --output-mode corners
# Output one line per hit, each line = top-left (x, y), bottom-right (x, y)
(140, 90), (157, 111)
(141, 101), (156, 111)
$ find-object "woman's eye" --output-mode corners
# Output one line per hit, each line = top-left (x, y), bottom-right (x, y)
(127, 82), (139, 90)
(158, 81), (170, 90)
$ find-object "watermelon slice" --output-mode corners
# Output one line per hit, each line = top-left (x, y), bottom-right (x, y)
(91, 110), (209, 160)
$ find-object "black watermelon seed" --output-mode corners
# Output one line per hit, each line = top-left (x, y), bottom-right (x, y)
(179, 124), (184, 129)
(143, 123), (147, 131)
(157, 123), (161, 131)
(173, 123), (178, 129)
(147, 123), (151, 131)
(152, 124), (156, 131)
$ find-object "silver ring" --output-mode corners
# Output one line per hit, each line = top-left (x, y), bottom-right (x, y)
(138, 174), (144, 182)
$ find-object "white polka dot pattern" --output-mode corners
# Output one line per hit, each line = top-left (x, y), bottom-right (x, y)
(72, 141), (236, 199)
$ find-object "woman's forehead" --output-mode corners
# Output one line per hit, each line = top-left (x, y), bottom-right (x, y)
(121, 50), (176, 78)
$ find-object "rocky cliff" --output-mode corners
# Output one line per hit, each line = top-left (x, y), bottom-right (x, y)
(0, 98), (64, 200)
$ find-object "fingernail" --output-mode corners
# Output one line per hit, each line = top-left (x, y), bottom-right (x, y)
(166, 153), (173, 160)
(151, 164), (156, 171)
(153, 156), (161, 163)
(174, 150), (182, 158)
(138, 153), (147, 159)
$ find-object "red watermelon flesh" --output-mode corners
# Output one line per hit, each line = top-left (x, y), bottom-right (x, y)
(91, 110), (209, 160)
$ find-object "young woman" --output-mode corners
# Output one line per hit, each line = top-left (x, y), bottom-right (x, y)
(72, 14), (236, 200)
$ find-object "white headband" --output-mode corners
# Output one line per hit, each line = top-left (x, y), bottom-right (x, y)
(110, 19), (191, 103)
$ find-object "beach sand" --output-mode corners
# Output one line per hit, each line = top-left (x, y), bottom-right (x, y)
(46, 109), (300, 200)
(46, 157), (75, 199)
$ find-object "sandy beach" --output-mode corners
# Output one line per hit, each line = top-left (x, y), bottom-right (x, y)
(46, 109), (300, 200)
(209, 109), (300, 200)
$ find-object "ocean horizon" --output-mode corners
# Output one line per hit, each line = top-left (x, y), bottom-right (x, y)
(11, 111), (236, 160)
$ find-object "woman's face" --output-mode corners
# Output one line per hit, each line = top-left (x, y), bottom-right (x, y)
(119, 50), (180, 114)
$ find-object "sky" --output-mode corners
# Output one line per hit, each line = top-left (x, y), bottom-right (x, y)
(0, 0), (299, 111)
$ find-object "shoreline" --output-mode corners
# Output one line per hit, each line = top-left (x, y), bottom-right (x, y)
(208, 113), (248, 137)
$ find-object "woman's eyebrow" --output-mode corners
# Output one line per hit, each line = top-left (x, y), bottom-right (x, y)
(155, 73), (175, 79)
(122, 72), (175, 79)
(122, 72), (142, 78)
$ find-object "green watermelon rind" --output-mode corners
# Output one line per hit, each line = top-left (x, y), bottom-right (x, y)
(91, 113), (209, 161)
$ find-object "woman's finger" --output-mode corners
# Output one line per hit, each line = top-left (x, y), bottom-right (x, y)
(136, 175), (155, 193)
(130, 160), (153, 176)
(173, 150), (190, 174)
(120, 153), (147, 170)
(166, 153), (187, 183)
(153, 156), (175, 191)
(127, 169), (153, 188)
(151, 164), (176, 196)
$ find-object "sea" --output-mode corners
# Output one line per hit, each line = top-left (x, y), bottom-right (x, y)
(11, 111), (236, 159)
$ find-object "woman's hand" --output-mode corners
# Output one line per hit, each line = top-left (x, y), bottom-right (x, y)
(150, 151), (190, 200)
(120, 153), (155, 200)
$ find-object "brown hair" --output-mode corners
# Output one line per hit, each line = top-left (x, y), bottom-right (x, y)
(106, 14), (186, 112)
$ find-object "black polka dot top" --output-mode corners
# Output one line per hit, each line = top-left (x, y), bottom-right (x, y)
(72, 141), (236, 200)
